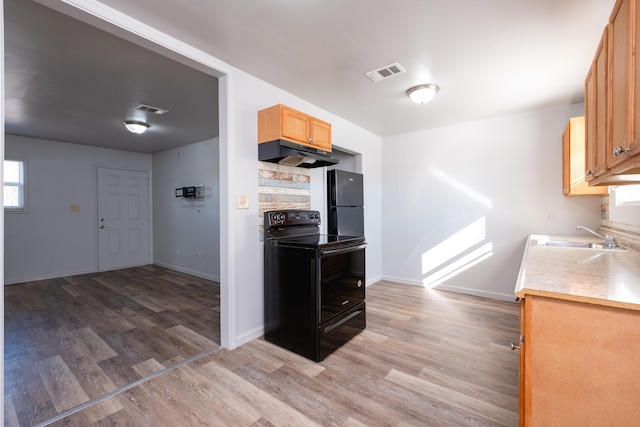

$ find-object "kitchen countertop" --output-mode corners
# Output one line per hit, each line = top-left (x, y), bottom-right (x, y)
(514, 234), (640, 311)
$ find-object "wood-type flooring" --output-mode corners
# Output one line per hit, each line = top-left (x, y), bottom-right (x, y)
(6, 276), (520, 426)
(4, 265), (220, 426)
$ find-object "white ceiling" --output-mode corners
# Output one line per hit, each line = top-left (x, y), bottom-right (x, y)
(5, 0), (616, 153)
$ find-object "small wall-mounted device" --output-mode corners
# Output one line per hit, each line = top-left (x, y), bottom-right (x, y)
(175, 185), (204, 199)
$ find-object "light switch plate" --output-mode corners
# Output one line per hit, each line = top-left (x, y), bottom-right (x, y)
(237, 194), (249, 209)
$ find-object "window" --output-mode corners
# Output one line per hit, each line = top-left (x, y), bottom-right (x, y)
(614, 184), (640, 207)
(4, 159), (27, 213)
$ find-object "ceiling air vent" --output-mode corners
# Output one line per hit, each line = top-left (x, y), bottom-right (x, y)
(365, 62), (406, 82)
(135, 103), (169, 115)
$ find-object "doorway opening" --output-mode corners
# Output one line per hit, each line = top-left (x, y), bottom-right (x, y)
(3, 0), (230, 424)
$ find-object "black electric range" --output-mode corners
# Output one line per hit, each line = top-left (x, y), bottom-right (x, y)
(263, 209), (366, 361)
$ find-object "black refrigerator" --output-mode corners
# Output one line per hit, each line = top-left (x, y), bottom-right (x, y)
(327, 170), (364, 237)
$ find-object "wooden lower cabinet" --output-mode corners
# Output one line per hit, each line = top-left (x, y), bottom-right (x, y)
(519, 295), (640, 426)
(519, 300), (527, 427)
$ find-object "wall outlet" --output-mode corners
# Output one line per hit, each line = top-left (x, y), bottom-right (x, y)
(236, 194), (249, 209)
(545, 210), (554, 221)
(195, 252), (204, 260)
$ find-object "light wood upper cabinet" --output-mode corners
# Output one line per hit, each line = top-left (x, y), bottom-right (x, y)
(607, 0), (633, 170)
(563, 116), (608, 196)
(258, 104), (332, 152)
(585, 26), (610, 181)
(309, 118), (331, 151)
(584, 0), (640, 185)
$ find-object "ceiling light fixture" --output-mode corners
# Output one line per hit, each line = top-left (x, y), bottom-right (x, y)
(122, 120), (150, 134)
(406, 84), (439, 105)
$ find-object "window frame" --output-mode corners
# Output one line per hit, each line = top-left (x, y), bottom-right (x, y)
(613, 184), (640, 207)
(4, 158), (29, 214)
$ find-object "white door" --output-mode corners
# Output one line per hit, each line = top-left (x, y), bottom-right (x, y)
(97, 167), (151, 271)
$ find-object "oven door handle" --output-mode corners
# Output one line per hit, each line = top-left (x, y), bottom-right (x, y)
(320, 244), (367, 257)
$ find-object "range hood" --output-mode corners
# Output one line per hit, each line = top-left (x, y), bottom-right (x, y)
(259, 140), (339, 168)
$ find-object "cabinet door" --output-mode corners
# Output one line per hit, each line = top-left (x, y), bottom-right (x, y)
(564, 117), (608, 195)
(562, 120), (572, 195)
(607, 0), (633, 169)
(630, 0), (640, 158)
(519, 299), (526, 427)
(281, 107), (310, 145)
(585, 63), (598, 181)
(309, 118), (332, 152)
(585, 26), (610, 181)
(525, 295), (640, 425)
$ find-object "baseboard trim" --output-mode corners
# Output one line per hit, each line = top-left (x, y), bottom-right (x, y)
(366, 274), (383, 287)
(5, 268), (97, 286)
(153, 261), (220, 282)
(432, 284), (516, 302)
(235, 326), (264, 348)
(380, 275), (515, 302)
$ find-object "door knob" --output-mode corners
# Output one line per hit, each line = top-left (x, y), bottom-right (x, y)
(510, 341), (520, 351)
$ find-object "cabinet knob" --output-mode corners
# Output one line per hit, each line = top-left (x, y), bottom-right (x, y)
(510, 341), (520, 351)
(613, 146), (630, 156)
(308, 138), (315, 143)
(585, 169), (593, 176)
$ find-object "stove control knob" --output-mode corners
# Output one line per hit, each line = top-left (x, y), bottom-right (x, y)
(271, 212), (285, 224)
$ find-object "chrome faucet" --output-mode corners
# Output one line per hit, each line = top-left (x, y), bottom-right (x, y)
(576, 226), (617, 248)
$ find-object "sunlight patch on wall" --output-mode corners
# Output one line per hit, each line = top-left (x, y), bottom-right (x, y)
(431, 169), (492, 208)
(421, 216), (494, 288)
(423, 242), (493, 288)
(421, 217), (486, 275)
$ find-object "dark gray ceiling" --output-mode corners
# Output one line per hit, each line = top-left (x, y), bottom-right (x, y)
(4, 0), (219, 154)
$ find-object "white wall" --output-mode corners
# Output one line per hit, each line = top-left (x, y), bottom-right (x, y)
(227, 69), (383, 344)
(5, 135), (152, 284)
(381, 104), (602, 300)
(152, 138), (220, 281)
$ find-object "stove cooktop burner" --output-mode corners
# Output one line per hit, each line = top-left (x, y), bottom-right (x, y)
(263, 209), (365, 249)
(271, 233), (365, 249)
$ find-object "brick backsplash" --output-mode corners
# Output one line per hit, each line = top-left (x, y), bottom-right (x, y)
(258, 161), (311, 240)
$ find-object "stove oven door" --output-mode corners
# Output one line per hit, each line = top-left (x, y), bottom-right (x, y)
(319, 243), (366, 323)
